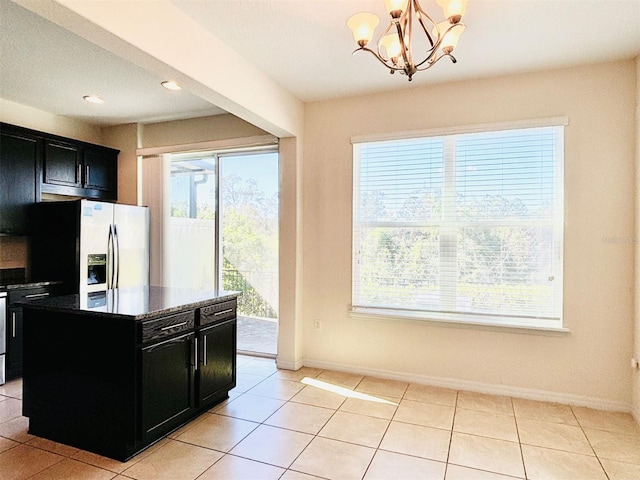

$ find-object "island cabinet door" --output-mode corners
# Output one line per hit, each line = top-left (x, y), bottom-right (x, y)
(140, 331), (195, 444)
(198, 318), (237, 406)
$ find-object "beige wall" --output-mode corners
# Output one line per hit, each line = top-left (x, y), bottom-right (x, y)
(0, 99), (102, 144)
(634, 56), (640, 422)
(277, 136), (305, 369)
(303, 59), (637, 409)
(138, 115), (267, 149)
(0, 237), (29, 273)
(102, 123), (139, 205)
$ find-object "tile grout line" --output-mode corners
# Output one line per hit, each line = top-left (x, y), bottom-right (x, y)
(207, 360), (339, 479)
(358, 380), (409, 479)
(511, 396), (528, 480)
(442, 389), (460, 480)
(571, 405), (612, 480)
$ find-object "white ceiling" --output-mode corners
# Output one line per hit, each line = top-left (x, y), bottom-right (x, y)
(1, 0), (639, 127)
(0, 0), (226, 126)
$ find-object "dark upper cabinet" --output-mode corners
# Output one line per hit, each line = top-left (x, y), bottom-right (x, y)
(43, 140), (82, 188)
(0, 128), (39, 234)
(83, 146), (117, 193)
(41, 140), (118, 201)
(0, 123), (119, 212)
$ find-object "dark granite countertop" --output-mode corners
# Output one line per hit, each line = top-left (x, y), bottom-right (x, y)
(19, 286), (240, 320)
(1, 280), (63, 290)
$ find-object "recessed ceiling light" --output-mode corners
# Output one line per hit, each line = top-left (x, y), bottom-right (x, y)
(83, 95), (104, 104)
(161, 80), (182, 91)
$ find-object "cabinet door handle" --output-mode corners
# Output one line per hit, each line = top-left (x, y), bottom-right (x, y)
(77, 163), (81, 183)
(194, 337), (198, 370)
(25, 292), (50, 299)
(160, 321), (187, 331)
(214, 308), (234, 316)
(86, 165), (90, 184)
(12, 312), (16, 338)
(203, 336), (207, 366)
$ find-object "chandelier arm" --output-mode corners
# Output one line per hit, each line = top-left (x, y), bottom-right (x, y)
(394, 20), (412, 72)
(405, 3), (413, 67)
(376, 22), (396, 61)
(413, 0), (439, 48)
(352, 47), (407, 73)
(413, 21), (463, 69)
(415, 52), (457, 72)
(417, 15), (435, 48)
(413, 45), (442, 69)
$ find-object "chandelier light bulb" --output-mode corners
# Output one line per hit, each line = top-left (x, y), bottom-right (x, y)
(433, 21), (465, 53)
(384, 0), (408, 18)
(347, 12), (380, 46)
(436, 0), (468, 23)
(381, 33), (402, 61)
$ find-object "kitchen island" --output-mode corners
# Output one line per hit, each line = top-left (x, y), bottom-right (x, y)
(20, 286), (239, 461)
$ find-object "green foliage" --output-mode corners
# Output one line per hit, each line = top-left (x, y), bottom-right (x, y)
(223, 258), (277, 319)
(169, 164), (279, 319)
(357, 188), (557, 317)
(222, 174), (278, 318)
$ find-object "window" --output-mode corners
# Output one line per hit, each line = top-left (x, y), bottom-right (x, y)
(352, 122), (564, 329)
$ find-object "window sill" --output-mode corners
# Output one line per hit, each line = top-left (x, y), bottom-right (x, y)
(349, 308), (569, 336)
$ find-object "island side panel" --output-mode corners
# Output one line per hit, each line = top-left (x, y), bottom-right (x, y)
(22, 308), (138, 460)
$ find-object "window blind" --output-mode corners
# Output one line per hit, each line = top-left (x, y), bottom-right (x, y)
(352, 125), (564, 328)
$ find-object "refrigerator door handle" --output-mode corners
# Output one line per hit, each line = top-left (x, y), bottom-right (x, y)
(114, 224), (120, 289)
(107, 224), (114, 289)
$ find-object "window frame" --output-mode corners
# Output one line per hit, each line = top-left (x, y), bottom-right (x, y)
(351, 118), (567, 331)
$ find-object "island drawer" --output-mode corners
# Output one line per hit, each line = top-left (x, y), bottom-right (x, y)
(200, 299), (237, 326)
(9, 286), (57, 304)
(141, 311), (195, 343)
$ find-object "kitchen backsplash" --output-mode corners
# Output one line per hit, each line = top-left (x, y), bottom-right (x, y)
(0, 236), (29, 273)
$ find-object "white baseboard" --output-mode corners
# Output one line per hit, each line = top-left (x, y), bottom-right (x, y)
(302, 358), (632, 413)
(276, 357), (303, 371)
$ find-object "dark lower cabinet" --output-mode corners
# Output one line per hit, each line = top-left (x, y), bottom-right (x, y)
(22, 295), (237, 461)
(6, 284), (59, 379)
(6, 307), (23, 378)
(140, 332), (195, 444)
(199, 319), (236, 404)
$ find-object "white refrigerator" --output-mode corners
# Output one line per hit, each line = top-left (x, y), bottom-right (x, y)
(32, 199), (150, 295)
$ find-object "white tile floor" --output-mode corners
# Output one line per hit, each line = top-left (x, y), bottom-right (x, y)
(1, 355), (639, 480)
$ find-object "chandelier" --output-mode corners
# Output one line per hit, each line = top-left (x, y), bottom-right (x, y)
(347, 0), (467, 81)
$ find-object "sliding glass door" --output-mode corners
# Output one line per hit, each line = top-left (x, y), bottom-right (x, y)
(167, 149), (279, 355)
(221, 152), (279, 355)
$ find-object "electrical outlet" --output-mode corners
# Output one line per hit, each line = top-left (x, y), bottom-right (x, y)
(314, 319), (322, 331)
